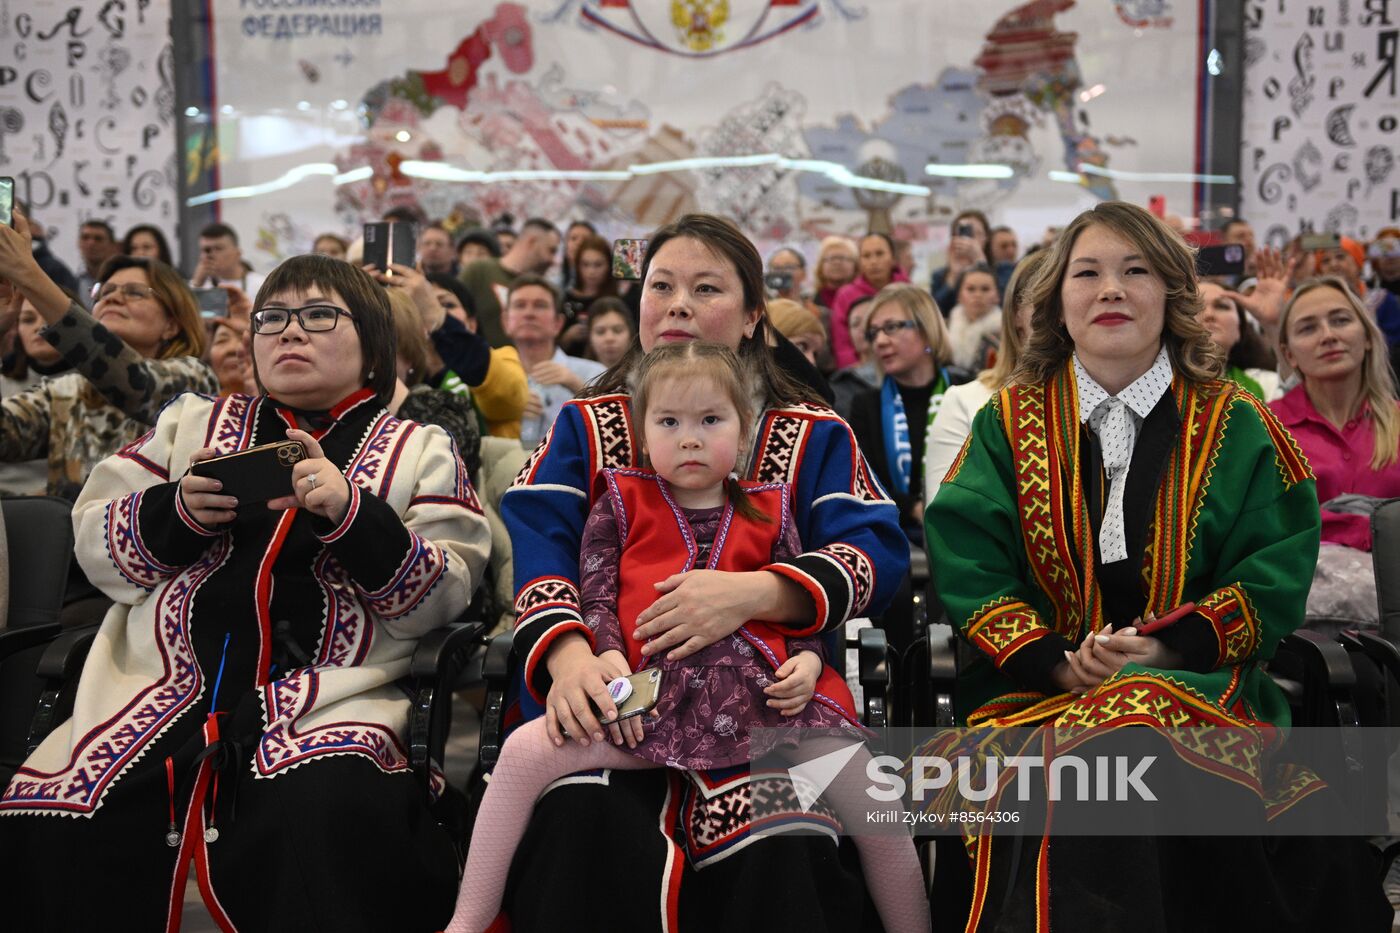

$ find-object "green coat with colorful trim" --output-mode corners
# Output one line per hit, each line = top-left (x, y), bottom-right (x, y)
(925, 364), (1319, 730)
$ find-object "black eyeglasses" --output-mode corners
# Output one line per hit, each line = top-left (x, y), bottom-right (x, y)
(251, 305), (354, 335)
(865, 319), (919, 342)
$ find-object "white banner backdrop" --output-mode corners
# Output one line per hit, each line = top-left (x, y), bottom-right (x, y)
(1239, 0), (1399, 245)
(0, 0), (178, 273)
(206, 0), (1208, 277)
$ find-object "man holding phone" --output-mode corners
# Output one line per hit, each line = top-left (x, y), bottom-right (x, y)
(458, 218), (560, 348)
(190, 223), (265, 297)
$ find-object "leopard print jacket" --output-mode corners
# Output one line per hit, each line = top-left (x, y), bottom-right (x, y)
(0, 302), (218, 500)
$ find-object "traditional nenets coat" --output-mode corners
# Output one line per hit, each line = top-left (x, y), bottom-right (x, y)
(925, 364), (1390, 931)
(0, 389), (491, 932)
(502, 392), (908, 932)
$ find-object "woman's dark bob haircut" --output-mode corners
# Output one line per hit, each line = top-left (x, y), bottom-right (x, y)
(251, 254), (397, 406)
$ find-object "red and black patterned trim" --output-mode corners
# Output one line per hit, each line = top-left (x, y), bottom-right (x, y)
(764, 540), (875, 636)
(255, 671), (411, 777)
(103, 491), (181, 591)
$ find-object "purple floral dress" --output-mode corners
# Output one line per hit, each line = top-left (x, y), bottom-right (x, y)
(580, 493), (863, 770)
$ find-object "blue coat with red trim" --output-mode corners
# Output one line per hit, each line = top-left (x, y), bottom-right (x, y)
(503, 392), (906, 715)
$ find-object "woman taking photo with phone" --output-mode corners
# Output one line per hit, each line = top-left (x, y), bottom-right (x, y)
(0, 207), (217, 500)
(0, 254), (491, 932)
(924, 201), (1388, 930)
(500, 213), (909, 932)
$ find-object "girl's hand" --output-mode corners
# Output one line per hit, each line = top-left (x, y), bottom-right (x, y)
(765, 650), (822, 716)
(265, 429), (352, 524)
(596, 649), (647, 748)
(634, 569), (767, 661)
(542, 633), (622, 748)
(179, 447), (239, 528)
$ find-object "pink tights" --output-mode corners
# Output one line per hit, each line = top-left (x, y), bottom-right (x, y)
(446, 718), (930, 933)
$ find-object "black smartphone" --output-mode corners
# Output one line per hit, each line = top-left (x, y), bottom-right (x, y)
(764, 271), (793, 293)
(363, 222), (390, 272)
(193, 287), (229, 319)
(1196, 244), (1245, 278)
(190, 440), (307, 504)
(389, 221), (417, 274)
(1299, 232), (1342, 251)
(956, 223), (974, 239)
(612, 238), (647, 281)
(364, 221), (417, 276)
(0, 176), (13, 227)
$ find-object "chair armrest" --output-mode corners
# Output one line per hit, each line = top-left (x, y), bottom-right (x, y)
(927, 629), (959, 727)
(1276, 629), (1359, 727)
(406, 621), (487, 793)
(1280, 629), (1357, 689)
(35, 625), (101, 681)
(478, 631), (515, 772)
(853, 626), (888, 729)
(409, 621), (487, 680)
(27, 624), (100, 755)
(0, 624), (62, 664)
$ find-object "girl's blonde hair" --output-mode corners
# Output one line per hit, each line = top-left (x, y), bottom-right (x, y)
(982, 250), (1051, 389)
(814, 235), (858, 293)
(1279, 277), (1399, 470)
(629, 341), (769, 522)
(867, 283), (953, 370)
(1014, 201), (1224, 386)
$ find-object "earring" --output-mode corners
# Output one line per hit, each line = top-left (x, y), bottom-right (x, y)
(923, 346), (932, 354)
(367, 370), (376, 380)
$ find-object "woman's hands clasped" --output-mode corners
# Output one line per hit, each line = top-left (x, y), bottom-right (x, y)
(1055, 616), (1184, 696)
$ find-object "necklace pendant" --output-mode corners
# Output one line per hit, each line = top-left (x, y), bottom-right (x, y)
(165, 830), (181, 848)
(203, 827), (220, 844)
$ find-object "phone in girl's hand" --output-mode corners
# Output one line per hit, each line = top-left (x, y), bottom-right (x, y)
(598, 668), (663, 725)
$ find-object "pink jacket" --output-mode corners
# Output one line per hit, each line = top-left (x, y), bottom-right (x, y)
(1270, 385), (1400, 550)
(828, 270), (911, 369)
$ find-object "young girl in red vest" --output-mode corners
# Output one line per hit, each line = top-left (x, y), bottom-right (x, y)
(448, 341), (929, 933)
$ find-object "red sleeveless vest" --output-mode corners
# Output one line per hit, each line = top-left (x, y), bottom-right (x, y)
(597, 468), (859, 724)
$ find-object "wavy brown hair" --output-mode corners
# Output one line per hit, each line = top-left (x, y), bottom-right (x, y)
(582, 213), (821, 410)
(1014, 201), (1223, 386)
